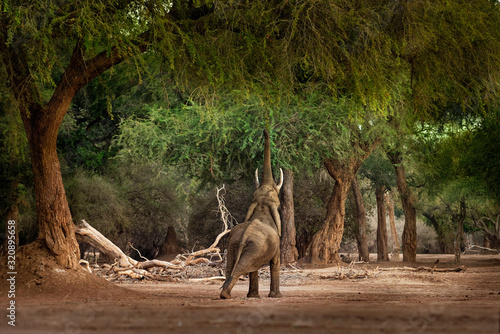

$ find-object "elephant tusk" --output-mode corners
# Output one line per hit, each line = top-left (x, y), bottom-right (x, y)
(255, 168), (260, 188)
(277, 168), (284, 192)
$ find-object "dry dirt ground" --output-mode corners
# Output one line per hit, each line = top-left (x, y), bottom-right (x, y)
(1, 253), (499, 334)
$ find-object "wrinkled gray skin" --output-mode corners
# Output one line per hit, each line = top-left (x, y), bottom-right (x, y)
(220, 130), (283, 299)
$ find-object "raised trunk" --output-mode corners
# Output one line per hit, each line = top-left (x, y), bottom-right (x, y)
(351, 176), (369, 262)
(280, 169), (298, 265)
(376, 184), (389, 261)
(262, 129), (274, 185)
(385, 191), (400, 261)
(388, 151), (417, 262)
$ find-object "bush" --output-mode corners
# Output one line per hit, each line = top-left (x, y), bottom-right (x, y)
(64, 163), (183, 259)
(64, 169), (132, 252)
(111, 163), (183, 259)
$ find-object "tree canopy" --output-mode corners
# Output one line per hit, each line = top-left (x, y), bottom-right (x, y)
(1, 0), (500, 267)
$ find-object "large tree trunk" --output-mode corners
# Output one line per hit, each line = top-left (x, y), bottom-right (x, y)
(385, 191), (401, 261)
(376, 184), (389, 261)
(351, 176), (369, 262)
(309, 138), (379, 265)
(309, 175), (349, 264)
(388, 151), (417, 262)
(3, 41), (137, 269)
(28, 120), (80, 268)
(280, 169), (298, 265)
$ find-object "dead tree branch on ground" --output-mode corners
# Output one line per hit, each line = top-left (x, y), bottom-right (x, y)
(74, 185), (234, 280)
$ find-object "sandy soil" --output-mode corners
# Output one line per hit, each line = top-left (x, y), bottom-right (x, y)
(1, 254), (499, 334)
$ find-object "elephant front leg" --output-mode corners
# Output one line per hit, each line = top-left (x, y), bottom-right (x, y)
(268, 252), (282, 298)
(247, 271), (260, 298)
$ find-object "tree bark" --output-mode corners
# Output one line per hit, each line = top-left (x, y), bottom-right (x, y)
(309, 138), (379, 265)
(351, 176), (369, 262)
(309, 174), (349, 264)
(453, 199), (466, 264)
(376, 184), (389, 261)
(385, 191), (400, 261)
(280, 169), (298, 265)
(2, 39), (144, 269)
(388, 151), (417, 262)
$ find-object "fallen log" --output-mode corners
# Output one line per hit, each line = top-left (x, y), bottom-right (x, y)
(135, 259), (184, 270)
(75, 220), (193, 271)
(414, 265), (466, 273)
(378, 265), (467, 273)
(75, 220), (137, 268)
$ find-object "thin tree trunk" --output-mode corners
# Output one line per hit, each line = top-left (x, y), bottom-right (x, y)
(388, 151), (417, 262)
(454, 199), (466, 264)
(385, 191), (400, 261)
(376, 184), (389, 261)
(280, 169), (298, 265)
(351, 176), (369, 262)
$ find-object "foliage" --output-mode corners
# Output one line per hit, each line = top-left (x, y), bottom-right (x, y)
(2, 0), (500, 258)
(62, 164), (182, 259)
(413, 107), (500, 249)
(359, 148), (396, 190)
(389, 0), (500, 117)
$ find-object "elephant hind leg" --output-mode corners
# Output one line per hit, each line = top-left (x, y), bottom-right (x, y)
(220, 276), (234, 299)
(247, 271), (260, 298)
(268, 252), (282, 298)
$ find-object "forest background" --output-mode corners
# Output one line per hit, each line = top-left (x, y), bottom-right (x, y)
(1, 0), (499, 269)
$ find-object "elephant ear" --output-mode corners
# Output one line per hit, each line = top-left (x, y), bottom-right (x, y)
(269, 203), (281, 237)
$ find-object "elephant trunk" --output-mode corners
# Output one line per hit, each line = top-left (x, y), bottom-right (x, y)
(262, 129), (274, 185)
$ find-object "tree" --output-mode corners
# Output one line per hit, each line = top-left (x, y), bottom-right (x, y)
(359, 150), (396, 262)
(2, 0), (499, 270)
(385, 191), (401, 261)
(384, 0), (500, 261)
(387, 149), (417, 262)
(351, 176), (369, 262)
(0, 1), (294, 268)
(280, 169), (298, 265)
(414, 112), (500, 262)
(307, 110), (384, 264)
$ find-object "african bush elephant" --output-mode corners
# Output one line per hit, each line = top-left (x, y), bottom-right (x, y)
(220, 129), (283, 299)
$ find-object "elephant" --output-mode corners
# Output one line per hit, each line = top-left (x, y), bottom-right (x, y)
(220, 129), (283, 299)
